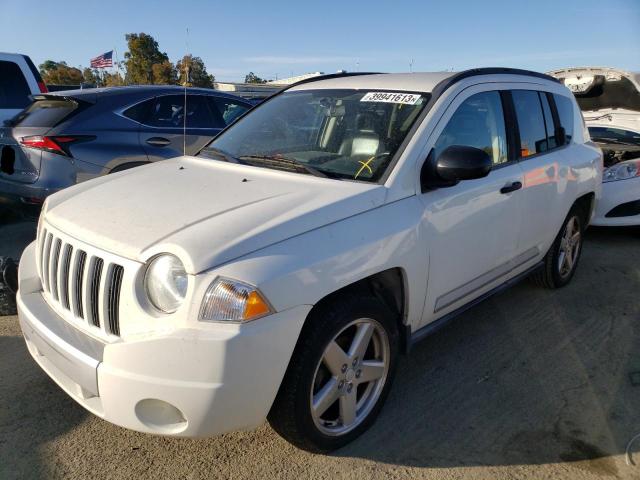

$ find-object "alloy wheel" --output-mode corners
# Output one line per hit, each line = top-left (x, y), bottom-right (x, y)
(557, 216), (581, 279)
(310, 318), (390, 436)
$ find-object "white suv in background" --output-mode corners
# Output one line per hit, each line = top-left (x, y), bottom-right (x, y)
(17, 69), (601, 452)
(0, 52), (47, 124)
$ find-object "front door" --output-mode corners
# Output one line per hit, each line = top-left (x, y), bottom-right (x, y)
(138, 94), (223, 161)
(418, 89), (527, 326)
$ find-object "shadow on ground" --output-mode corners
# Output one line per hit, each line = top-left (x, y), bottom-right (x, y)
(0, 227), (638, 479)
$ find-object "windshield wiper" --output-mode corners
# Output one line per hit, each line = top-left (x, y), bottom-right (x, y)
(198, 146), (248, 164)
(238, 154), (334, 179)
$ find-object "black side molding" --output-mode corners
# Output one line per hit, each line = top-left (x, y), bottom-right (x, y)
(404, 260), (544, 352)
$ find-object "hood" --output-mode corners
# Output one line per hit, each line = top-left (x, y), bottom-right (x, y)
(45, 157), (388, 273)
(547, 67), (640, 113)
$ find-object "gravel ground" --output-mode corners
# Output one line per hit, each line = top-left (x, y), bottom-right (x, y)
(0, 217), (639, 479)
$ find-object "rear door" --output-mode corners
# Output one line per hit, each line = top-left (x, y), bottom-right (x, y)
(138, 94), (224, 160)
(511, 89), (569, 254)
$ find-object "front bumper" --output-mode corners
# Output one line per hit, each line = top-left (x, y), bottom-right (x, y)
(17, 242), (310, 437)
(591, 176), (640, 226)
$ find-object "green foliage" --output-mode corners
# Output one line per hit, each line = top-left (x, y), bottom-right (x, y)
(124, 32), (175, 85)
(177, 55), (215, 88)
(244, 72), (267, 84)
(39, 60), (84, 85)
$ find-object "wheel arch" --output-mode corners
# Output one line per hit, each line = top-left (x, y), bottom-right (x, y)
(573, 191), (596, 227)
(305, 267), (410, 353)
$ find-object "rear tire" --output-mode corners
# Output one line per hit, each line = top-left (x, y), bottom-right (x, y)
(268, 294), (399, 452)
(531, 206), (584, 289)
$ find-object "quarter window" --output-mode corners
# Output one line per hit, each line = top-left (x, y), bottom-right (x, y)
(512, 90), (548, 157)
(209, 97), (250, 127)
(434, 91), (508, 165)
(553, 94), (574, 144)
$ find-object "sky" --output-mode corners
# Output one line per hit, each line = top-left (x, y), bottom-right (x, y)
(1, 0), (639, 82)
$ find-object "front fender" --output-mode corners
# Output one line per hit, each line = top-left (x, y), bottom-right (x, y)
(208, 196), (429, 328)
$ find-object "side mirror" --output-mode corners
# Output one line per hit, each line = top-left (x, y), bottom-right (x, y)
(421, 145), (492, 191)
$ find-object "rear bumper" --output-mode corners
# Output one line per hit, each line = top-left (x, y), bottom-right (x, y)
(17, 242), (310, 437)
(591, 176), (640, 226)
(0, 152), (102, 202)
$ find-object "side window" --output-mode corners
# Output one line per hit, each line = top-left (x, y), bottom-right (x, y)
(433, 91), (508, 165)
(589, 126), (640, 145)
(209, 97), (249, 127)
(539, 93), (557, 149)
(553, 94), (574, 144)
(145, 95), (216, 128)
(0, 61), (31, 109)
(122, 99), (153, 123)
(512, 90), (548, 157)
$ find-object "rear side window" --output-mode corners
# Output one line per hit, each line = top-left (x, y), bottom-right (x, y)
(553, 94), (574, 144)
(434, 91), (508, 165)
(209, 97), (249, 127)
(145, 95), (218, 128)
(511, 90), (548, 157)
(0, 61), (31, 109)
(10, 99), (77, 127)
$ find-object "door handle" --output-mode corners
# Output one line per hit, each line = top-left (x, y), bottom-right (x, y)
(146, 137), (171, 147)
(500, 181), (522, 194)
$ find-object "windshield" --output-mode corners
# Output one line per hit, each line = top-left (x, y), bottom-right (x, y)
(198, 89), (429, 182)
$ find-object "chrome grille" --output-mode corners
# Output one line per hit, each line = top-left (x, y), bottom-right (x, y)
(38, 228), (124, 337)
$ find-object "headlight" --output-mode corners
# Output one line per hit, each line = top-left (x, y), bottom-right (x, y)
(144, 254), (188, 313)
(603, 159), (640, 183)
(199, 277), (273, 322)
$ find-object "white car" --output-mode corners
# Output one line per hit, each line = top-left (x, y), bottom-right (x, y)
(16, 69), (601, 452)
(0, 52), (47, 124)
(548, 67), (640, 226)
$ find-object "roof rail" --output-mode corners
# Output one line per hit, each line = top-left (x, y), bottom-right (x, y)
(285, 71), (385, 89)
(447, 67), (560, 85)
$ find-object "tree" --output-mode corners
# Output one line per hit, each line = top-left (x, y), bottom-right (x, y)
(176, 55), (214, 88)
(124, 32), (175, 85)
(103, 72), (125, 87)
(82, 68), (101, 86)
(244, 72), (267, 84)
(39, 60), (84, 85)
(151, 60), (177, 85)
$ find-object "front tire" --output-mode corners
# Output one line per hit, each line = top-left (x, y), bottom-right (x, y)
(532, 206), (584, 289)
(268, 294), (399, 452)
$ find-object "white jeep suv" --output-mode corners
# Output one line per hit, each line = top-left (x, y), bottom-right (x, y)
(17, 69), (601, 452)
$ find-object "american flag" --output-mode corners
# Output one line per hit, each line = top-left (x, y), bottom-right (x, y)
(90, 51), (113, 68)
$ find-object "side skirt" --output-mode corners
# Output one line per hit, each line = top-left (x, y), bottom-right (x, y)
(405, 261), (544, 352)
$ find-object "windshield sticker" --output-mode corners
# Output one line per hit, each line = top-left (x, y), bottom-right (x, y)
(361, 92), (421, 105)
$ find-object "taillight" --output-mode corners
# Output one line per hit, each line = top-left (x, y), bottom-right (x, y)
(20, 135), (84, 156)
(37, 81), (48, 93)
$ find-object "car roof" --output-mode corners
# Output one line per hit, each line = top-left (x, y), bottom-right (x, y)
(288, 68), (559, 94)
(47, 85), (249, 102)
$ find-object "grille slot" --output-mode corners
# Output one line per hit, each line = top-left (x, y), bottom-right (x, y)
(74, 251), (87, 319)
(36, 229), (124, 337)
(60, 244), (73, 310)
(50, 239), (62, 301)
(41, 233), (53, 292)
(89, 258), (104, 328)
(107, 265), (124, 336)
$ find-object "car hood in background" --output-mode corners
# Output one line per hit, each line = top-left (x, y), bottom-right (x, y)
(547, 67), (640, 113)
(44, 157), (388, 273)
